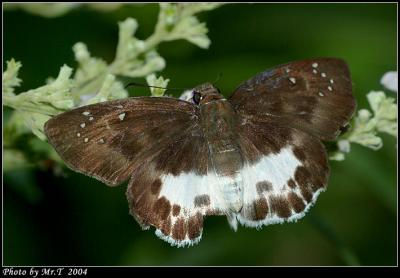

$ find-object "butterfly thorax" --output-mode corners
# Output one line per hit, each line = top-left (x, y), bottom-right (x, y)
(194, 83), (224, 105)
(200, 97), (244, 212)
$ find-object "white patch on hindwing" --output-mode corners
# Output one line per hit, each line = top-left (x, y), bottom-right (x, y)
(240, 146), (302, 199)
(235, 146), (324, 228)
(157, 170), (243, 241)
(158, 146), (301, 210)
(159, 172), (233, 213)
(153, 145), (323, 246)
(157, 145), (306, 221)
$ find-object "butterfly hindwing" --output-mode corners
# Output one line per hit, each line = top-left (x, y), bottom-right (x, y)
(234, 117), (329, 227)
(229, 58), (356, 141)
(126, 157), (229, 247)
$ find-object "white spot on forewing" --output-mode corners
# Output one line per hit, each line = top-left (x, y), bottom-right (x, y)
(77, 133), (81, 137)
(82, 111), (90, 116)
(84, 138), (89, 143)
(312, 63), (318, 68)
(328, 86), (333, 91)
(80, 123), (85, 128)
(89, 117), (94, 121)
(321, 72), (326, 78)
(330, 79), (334, 84)
(312, 69), (318, 74)
(319, 92), (324, 96)
(289, 77), (296, 84)
(119, 113), (126, 121)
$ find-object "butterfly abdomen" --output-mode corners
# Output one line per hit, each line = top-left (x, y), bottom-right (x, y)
(200, 99), (244, 212)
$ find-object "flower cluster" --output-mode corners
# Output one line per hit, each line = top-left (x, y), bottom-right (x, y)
(330, 72), (397, 161)
(3, 3), (222, 171)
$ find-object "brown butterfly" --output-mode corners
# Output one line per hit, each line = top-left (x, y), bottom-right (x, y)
(45, 58), (356, 247)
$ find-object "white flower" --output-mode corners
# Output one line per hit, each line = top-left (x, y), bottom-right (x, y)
(179, 89), (194, 102)
(357, 109), (371, 122)
(338, 139), (351, 153)
(79, 93), (96, 106)
(146, 74), (169, 97)
(380, 71), (397, 93)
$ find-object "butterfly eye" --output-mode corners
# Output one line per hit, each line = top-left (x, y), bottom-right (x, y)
(193, 91), (201, 104)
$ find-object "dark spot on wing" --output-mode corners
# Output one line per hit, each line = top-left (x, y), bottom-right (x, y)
(194, 194), (210, 207)
(256, 181), (273, 194)
(188, 213), (203, 240)
(300, 186), (313, 202)
(253, 198), (269, 220)
(172, 218), (186, 241)
(294, 166), (311, 185)
(310, 181), (324, 191)
(287, 178), (296, 189)
(151, 178), (162, 195)
(153, 197), (171, 221)
(269, 195), (291, 218)
(160, 216), (172, 235)
(287, 192), (306, 213)
(172, 204), (181, 216)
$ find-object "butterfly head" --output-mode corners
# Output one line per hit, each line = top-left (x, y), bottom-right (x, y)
(192, 83), (223, 105)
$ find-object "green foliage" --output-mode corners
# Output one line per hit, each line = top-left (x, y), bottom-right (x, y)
(4, 3), (123, 17)
(3, 64), (74, 140)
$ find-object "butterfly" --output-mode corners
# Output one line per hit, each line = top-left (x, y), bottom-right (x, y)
(44, 58), (356, 247)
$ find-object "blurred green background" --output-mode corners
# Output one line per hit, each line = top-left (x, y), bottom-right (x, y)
(3, 3), (397, 266)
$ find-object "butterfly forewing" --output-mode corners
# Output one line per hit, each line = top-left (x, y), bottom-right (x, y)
(44, 97), (197, 186)
(229, 58), (356, 140)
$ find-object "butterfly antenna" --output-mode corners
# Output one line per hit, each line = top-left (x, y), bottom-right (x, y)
(213, 72), (223, 85)
(124, 82), (190, 92)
